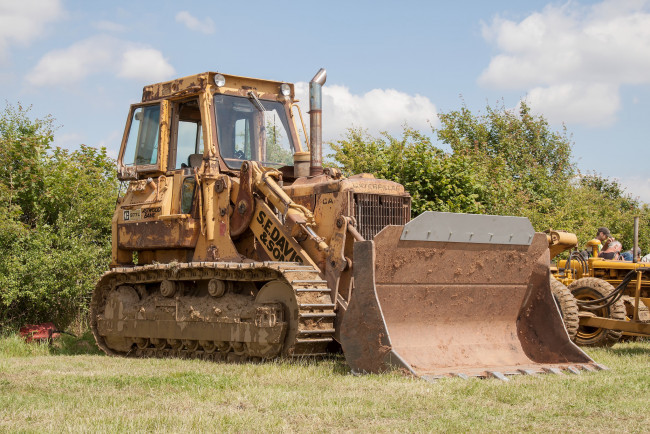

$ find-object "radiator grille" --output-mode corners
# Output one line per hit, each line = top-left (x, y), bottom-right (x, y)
(353, 193), (411, 240)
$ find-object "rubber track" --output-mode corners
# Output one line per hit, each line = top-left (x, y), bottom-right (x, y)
(90, 261), (336, 360)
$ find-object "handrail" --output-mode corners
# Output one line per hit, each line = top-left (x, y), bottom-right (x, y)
(290, 103), (309, 151)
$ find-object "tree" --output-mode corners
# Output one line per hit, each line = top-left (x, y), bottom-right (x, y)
(0, 103), (53, 227)
(0, 104), (119, 330)
(436, 101), (575, 218)
(330, 126), (492, 215)
(328, 101), (650, 255)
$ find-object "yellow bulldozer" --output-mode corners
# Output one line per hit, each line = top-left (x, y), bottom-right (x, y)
(548, 228), (650, 347)
(90, 69), (601, 380)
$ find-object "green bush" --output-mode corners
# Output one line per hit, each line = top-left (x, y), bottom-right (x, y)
(0, 104), (118, 331)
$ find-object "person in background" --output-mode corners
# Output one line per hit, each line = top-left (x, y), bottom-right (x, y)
(620, 247), (641, 261)
(596, 227), (613, 249)
(596, 227), (621, 259)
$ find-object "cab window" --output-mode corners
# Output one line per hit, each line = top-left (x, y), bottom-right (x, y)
(122, 105), (160, 166)
(173, 100), (204, 169)
(214, 94), (294, 169)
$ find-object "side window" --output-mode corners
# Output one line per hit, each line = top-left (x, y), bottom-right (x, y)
(174, 101), (204, 169)
(175, 121), (203, 169)
(123, 105), (161, 166)
(234, 118), (251, 160)
(263, 109), (293, 166)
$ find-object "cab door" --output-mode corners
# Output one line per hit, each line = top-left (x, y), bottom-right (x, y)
(116, 99), (202, 260)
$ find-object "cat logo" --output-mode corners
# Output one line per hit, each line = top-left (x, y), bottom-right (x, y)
(123, 209), (141, 221)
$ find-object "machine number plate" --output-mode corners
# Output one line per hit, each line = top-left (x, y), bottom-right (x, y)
(123, 207), (161, 221)
(123, 209), (141, 221)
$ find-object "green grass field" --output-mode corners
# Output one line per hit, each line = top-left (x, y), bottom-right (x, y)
(1, 334), (649, 433)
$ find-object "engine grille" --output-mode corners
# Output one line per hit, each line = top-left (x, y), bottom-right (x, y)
(353, 193), (411, 240)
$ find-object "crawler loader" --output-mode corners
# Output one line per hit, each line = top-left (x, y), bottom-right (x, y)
(90, 69), (601, 379)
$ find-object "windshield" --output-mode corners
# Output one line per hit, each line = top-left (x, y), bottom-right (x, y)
(214, 94), (294, 169)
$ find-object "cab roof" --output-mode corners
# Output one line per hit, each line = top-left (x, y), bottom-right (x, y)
(141, 72), (295, 102)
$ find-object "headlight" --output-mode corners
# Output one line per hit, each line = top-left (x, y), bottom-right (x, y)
(214, 74), (226, 87)
(280, 83), (291, 96)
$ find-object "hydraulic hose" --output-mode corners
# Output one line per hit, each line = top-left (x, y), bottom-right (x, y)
(576, 267), (650, 311)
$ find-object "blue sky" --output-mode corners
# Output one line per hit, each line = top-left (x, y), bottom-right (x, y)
(2, 0), (650, 201)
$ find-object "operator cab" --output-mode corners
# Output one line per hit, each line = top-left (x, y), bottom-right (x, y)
(117, 72), (307, 181)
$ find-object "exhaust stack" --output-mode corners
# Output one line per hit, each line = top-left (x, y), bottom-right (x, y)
(309, 68), (327, 176)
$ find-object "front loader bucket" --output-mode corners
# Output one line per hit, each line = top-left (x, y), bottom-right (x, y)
(340, 212), (601, 379)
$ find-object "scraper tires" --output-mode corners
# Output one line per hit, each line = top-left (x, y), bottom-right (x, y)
(550, 278), (579, 341)
(569, 278), (625, 347)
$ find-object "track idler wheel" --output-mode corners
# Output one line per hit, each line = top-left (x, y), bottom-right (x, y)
(254, 280), (297, 357)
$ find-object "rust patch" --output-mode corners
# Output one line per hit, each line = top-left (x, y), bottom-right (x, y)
(118, 219), (199, 250)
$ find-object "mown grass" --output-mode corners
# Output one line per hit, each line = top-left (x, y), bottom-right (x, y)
(0, 331), (102, 358)
(0, 335), (649, 433)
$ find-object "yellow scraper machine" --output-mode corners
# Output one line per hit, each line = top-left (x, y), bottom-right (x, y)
(91, 68), (603, 380)
(547, 223), (650, 346)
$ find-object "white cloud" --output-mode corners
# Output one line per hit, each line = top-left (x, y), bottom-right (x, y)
(55, 132), (84, 148)
(615, 176), (650, 204)
(93, 20), (126, 33)
(479, 0), (650, 126)
(175, 11), (215, 35)
(294, 82), (438, 142)
(26, 35), (175, 85)
(118, 48), (175, 81)
(524, 82), (620, 126)
(0, 0), (63, 61)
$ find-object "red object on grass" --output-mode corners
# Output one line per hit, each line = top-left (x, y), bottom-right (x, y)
(19, 323), (60, 342)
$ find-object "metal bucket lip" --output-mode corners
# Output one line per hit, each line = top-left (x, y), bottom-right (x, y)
(400, 211), (535, 245)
